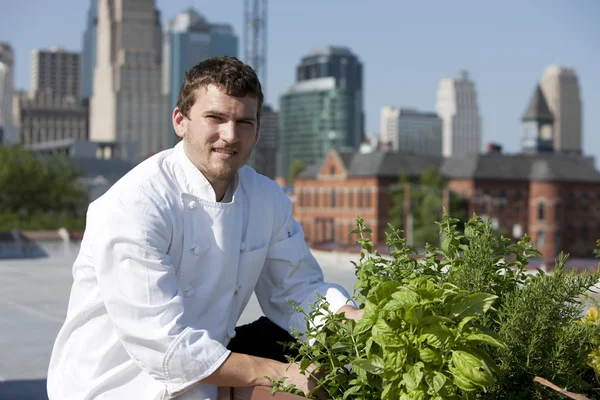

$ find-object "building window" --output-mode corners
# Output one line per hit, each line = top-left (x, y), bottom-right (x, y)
(582, 193), (589, 213)
(365, 189), (371, 208)
(314, 190), (319, 207)
(538, 202), (545, 221)
(348, 190), (354, 208)
(331, 189), (336, 207)
(581, 225), (589, 242)
(330, 166), (335, 176)
(298, 191), (303, 207)
(357, 189), (363, 208)
(537, 230), (545, 249)
(555, 202), (561, 222)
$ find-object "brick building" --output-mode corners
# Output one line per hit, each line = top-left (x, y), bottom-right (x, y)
(293, 149), (441, 246)
(294, 149), (600, 260)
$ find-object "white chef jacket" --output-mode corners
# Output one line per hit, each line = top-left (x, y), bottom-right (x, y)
(47, 142), (353, 400)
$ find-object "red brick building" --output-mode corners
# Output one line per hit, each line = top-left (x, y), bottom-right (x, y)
(293, 148), (600, 261)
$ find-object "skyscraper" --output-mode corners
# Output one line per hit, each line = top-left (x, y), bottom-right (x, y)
(90, 0), (168, 163)
(30, 48), (81, 100)
(247, 104), (278, 179)
(0, 43), (16, 144)
(380, 107), (442, 156)
(277, 46), (364, 180)
(162, 8), (238, 117)
(0, 43), (14, 128)
(81, 0), (98, 100)
(436, 70), (482, 157)
(540, 65), (582, 155)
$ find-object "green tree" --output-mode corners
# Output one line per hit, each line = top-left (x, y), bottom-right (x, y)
(0, 146), (88, 230)
(388, 166), (468, 247)
(288, 160), (306, 185)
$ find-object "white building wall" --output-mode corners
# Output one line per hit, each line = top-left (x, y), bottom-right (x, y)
(91, 0), (168, 163)
(436, 70), (481, 157)
(540, 65), (582, 154)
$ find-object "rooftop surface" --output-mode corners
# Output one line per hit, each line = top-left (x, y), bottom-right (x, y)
(0, 243), (360, 400)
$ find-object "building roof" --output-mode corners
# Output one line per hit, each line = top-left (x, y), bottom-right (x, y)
(305, 46), (356, 58)
(522, 85), (554, 122)
(298, 149), (600, 183)
(441, 153), (600, 183)
(298, 151), (441, 179)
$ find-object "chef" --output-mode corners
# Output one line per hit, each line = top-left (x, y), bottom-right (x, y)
(47, 56), (363, 400)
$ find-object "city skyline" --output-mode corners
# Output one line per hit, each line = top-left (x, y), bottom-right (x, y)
(1, 0), (599, 162)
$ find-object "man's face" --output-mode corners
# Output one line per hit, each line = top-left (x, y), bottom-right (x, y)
(173, 84), (260, 186)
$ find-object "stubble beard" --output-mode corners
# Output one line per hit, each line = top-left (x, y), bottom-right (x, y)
(184, 135), (252, 183)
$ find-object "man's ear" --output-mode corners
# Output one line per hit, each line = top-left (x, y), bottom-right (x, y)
(173, 107), (187, 139)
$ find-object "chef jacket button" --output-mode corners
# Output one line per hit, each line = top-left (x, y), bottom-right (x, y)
(184, 287), (195, 297)
(192, 246), (202, 255)
(228, 328), (237, 338)
(240, 242), (247, 251)
(188, 200), (197, 210)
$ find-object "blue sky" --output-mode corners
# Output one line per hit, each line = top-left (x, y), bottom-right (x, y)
(1, 0), (599, 160)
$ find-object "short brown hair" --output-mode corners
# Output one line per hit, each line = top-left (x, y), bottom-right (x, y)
(177, 56), (264, 119)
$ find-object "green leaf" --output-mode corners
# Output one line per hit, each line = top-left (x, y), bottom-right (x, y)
(447, 293), (498, 320)
(343, 385), (361, 399)
(392, 288), (420, 308)
(404, 306), (424, 326)
(429, 371), (447, 393)
(420, 315), (454, 326)
(372, 318), (404, 347)
(457, 315), (477, 332)
(402, 362), (424, 390)
(352, 358), (384, 375)
(465, 332), (506, 348)
(419, 347), (440, 364)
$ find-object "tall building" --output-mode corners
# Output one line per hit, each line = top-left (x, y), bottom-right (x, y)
(277, 46), (364, 180)
(247, 104), (278, 178)
(81, 0), (98, 100)
(17, 92), (88, 145)
(0, 43), (16, 144)
(521, 85), (554, 153)
(91, 0), (168, 163)
(380, 107), (442, 156)
(436, 70), (482, 157)
(162, 8), (238, 115)
(540, 65), (582, 155)
(30, 48), (80, 100)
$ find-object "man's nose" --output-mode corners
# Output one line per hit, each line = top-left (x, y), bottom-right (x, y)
(219, 121), (240, 143)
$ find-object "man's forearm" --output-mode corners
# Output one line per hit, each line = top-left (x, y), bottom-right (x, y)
(201, 352), (288, 388)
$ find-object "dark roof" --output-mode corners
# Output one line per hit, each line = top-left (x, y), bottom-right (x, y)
(298, 150), (600, 183)
(522, 85), (554, 122)
(336, 149), (355, 170)
(441, 153), (600, 183)
(298, 151), (441, 179)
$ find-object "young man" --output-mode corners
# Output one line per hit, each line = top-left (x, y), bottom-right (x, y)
(47, 57), (362, 400)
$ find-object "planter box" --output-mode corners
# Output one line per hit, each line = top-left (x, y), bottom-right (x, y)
(218, 386), (305, 400)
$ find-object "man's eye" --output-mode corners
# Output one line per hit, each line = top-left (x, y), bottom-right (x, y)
(207, 115), (220, 120)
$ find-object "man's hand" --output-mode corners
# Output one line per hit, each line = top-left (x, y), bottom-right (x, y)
(336, 305), (364, 322)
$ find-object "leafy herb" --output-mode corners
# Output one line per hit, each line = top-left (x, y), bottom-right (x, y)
(272, 214), (600, 399)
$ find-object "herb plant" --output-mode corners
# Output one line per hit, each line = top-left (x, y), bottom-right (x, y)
(276, 214), (600, 399)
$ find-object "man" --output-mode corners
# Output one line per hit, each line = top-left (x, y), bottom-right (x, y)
(48, 57), (362, 400)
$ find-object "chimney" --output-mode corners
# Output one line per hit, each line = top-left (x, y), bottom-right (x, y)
(486, 142), (502, 154)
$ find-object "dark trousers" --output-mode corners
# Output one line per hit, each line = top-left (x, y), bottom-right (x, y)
(226, 317), (299, 363)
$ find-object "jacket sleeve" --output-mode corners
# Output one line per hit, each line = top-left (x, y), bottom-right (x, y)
(253, 191), (355, 337)
(90, 189), (230, 397)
